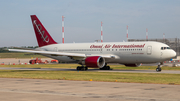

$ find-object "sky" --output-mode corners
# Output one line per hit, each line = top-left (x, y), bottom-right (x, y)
(0, 0), (180, 47)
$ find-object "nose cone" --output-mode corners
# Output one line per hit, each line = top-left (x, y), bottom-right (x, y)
(170, 50), (177, 59)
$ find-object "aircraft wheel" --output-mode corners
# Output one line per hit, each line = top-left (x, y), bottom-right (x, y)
(85, 67), (88, 70)
(81, 67), (86, 71)
(77, 66), (80, 70)
(107, 66), (110, 70)
(156, 67), (161, 72)
(99, 66), (111, 70)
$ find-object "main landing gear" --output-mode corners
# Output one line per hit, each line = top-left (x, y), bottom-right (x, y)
(76, 66), (88, 71)
(76, 65), (111, 71)
(100, 64), (111, 70)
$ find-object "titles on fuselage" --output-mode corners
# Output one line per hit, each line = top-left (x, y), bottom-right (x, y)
(90, 44), (145, 49)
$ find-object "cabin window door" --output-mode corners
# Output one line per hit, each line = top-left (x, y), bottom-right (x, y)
(147, 46), (152, 55)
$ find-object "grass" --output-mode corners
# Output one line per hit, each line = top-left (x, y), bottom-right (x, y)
(111, 65), (180, 71)
(0, 70), (179, 85)
(0, 53), (46, 58)
(0, 55), (180, 84)
(1, 64), (180, 71)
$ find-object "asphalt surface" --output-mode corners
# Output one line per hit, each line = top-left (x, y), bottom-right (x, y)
(1, 59), (180, 101)
(0, 78), (180, 101)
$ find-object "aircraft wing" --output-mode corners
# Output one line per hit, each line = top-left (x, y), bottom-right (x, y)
(9, 49), (86, 58)
(8, 49), (118, 59)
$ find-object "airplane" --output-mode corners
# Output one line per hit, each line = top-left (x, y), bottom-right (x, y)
(9, 15), (176, 72)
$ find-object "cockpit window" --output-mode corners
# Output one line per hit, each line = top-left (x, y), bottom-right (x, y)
(161, 47), (171, 50)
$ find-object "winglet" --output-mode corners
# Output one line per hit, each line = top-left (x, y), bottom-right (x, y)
(31, 15), (57, 47)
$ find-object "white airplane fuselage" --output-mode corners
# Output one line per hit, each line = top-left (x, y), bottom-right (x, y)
(37, 41), (176, 64)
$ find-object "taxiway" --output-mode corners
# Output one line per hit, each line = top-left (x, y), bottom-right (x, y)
(0, 78), (179, 101)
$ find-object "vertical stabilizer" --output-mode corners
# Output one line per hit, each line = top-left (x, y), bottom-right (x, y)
(31, 15), (57, 47)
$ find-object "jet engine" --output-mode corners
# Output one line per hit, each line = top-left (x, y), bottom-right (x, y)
(124, 63), (141, 67)
(85, 56), (105, 68)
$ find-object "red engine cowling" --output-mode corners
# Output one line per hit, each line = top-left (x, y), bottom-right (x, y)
(124, 63), (141, 67)
(85, 56), (105, 68)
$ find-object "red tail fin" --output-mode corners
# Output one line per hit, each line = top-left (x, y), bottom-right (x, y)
(31, 15), (57, 47)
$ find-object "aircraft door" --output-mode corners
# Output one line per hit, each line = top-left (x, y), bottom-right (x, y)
(147, 46), (152, 55)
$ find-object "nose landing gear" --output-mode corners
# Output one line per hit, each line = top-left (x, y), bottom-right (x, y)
(156, 62), (163, 72)
(156, 65), (162, 72)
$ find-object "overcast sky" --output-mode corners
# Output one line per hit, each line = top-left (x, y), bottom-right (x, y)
(0, 0), (180, 47)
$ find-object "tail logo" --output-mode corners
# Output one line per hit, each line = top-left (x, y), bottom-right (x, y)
(33, 20), (49, 43)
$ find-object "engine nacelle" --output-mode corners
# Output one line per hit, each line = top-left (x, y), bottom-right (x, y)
(124, 63), (141, 67)
(85, 56), (105, 68)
